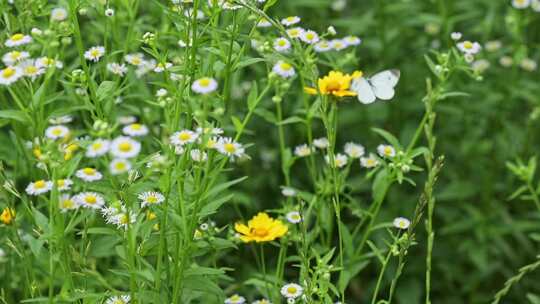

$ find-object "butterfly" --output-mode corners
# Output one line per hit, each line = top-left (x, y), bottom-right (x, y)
(351, 69), (401, 104)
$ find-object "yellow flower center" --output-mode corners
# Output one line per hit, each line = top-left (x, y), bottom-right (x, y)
(119, 142), (132, 152)
(119, 214), (130, 225)
(85, 195), (97, 204)
(11, 33), (24, 41)
(223, 143), (236, 153)
(278, 40), (287, 46)
(90, 49), (100, 57)
(24, 65), (38, 74)
(287, 286), (297, 294)
(34, 180), (46, 189)
(463, 41), (473, 49)
(92, 142), (103, 150)
(147, 196), (158, 204)
(62, 199), (75, 209)
(131, 123), (142, 130)
(178, 132), (192, 141)
(57, 180), (65, 187)
(10, 51), (21, 59)
(2, 67), (16, 78)
(132, 57), (142, 65)
(366, 159), (376, 166)
(115, 162), (126, 170)
(384, 147), (393, 155)
(306, 33), (314, 40)
(199, 78), (210, 87)
(280, 63), (292, 71)
(83, 168), (96, 175)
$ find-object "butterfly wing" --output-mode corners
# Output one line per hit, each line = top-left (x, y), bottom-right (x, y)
(369, 69), (400, 101)
(352, 77), (377, 104)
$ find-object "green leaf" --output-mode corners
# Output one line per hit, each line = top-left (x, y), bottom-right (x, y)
(96, 81), (117, 101)
(234, 57), (265, 71)
(372, 128), (401, 149)
(0, 109), (31, 123)
(247, 82), (259, 111)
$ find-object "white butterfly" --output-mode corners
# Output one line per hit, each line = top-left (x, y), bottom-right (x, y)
(351, 69), (400, 104)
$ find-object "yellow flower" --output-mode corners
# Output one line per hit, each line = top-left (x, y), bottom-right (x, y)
(304, 70), (362, 97)
(234, 212), (288, 243)
(1, 208), (15, 225)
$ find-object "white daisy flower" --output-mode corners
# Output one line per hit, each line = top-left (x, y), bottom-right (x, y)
(31, 28), (43, 36)
(86, 139), (110, 158)
(393, 217), (410, 230)
(84, 46), (105, 62)
(25, 180), (53, 196)
(286, 27), (305, 39)
(344, 142), (365, 158)
(286, 211), (302, 224)
(485, 40), (502, 52)
(110, 136), (142, 158)
(224, 294), (246, 304)
(122, 123), (149, 137)
(330, 39), (348, 51)
(456, 41), (481, 55)
(0, 66), (23, 86)
(520, 58), (537, 72)
(281, 16), (301, 26)
(105, 8), (115, 17)
(102, 204), (135, 229)
(280, 283), (303, 299)
(325, 153), (348, 168)
(499, 56), (513, 67)
(124, 53), (145, 66)
(196, 127), (224, 136)
(4, 33), (32, 47)
(51, 8), (68, 21)
(273, 37), (291, 52)
(118, 115), (137, 125)
(190, 149), (208, 162)
(156, 88), (168, 97)
(272, 61), (296, 78)
(450, 32), (462, 41)
(313, 137), (329, 149)
(281, 187), (296, 197)
(49, 115), (73, 125)
(257, 19), (272, 28)
(107, 62), (128, 76)
(512, 0), (530, 8)
(377, 144), (396, 158)
(105, 295), (130, 304)
(294, 144), (313, 157)
(110, 158), (132, 175)
(533, 0), (540, 11)
(170, 130), (199, 146)
(2, 50), (30, 65)
(19, 59), (45, 80)
(252, 299), (272, 304)
(314, 40), (332, 53)
(192, 77), (218, 94)
(343, 35), (362, 46)
(216, 137), (246, 159)
(45, 125), (70, 140)
(56, 179), (73, 191)
(59, 194), (78, 212)
(35, 57), (63, 69)
(154, 62), (172, 73)
(73, 192), (105, 209)
(300, 30), (320, 44)
(138, 191), (165, 208)
(360, 153), (380, 168)
(75, 167), (103, 182)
